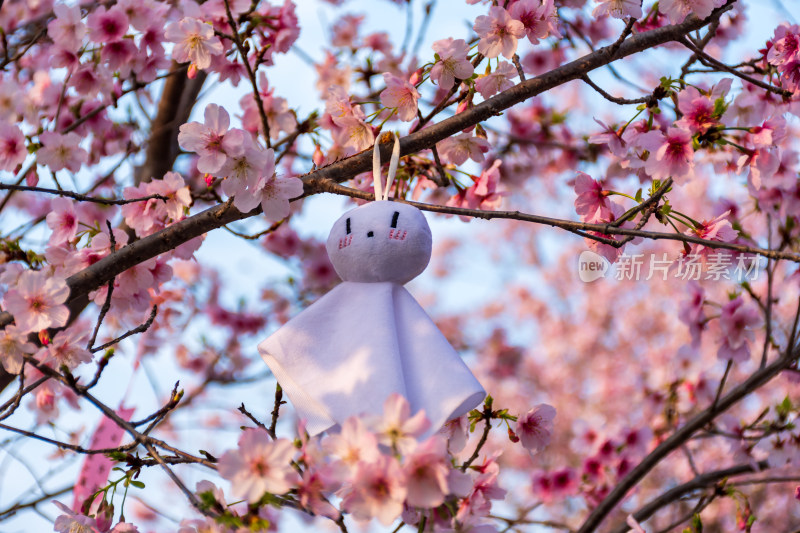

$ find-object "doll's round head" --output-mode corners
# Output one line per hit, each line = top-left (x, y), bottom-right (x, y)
(326, 200), (432, 284)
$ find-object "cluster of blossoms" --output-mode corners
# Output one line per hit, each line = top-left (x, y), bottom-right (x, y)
(179, 103), (303, 220)
(160, 394), (556, 531)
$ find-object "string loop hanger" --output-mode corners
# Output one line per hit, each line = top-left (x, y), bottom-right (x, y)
(372, 132), (401, 202)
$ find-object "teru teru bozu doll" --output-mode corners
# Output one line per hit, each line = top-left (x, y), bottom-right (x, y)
(258, 134), (486, 435)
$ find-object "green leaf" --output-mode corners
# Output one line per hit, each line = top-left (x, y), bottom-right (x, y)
(691, 513), (703, 533)
(129, 480), (145, 489)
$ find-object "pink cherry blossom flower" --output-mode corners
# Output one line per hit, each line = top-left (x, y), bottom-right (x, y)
(659, 0), (718, 24)
(42, 328), (92, 370)
(675, 81), (731, 135)
(46, 197), (79, 246)
(438, 133), (491, 165)
(335, 115), (375, 151)
(466, 159), (505, 210)
(430, 38), (474, 88)
(339, 455), (407, 525)
(0, 325), (36, 374)
(717, 296), (761, 363)
(403, 436), (450, 508)
(323, 417), (381, 475)
(592, 0), (643, 19)
(53, 500), (99, 533)
(48, 3), (86, 52)
(235, 148), (304, 220)
(638, 127), (695, 183)
(380, 73), (421, 122)
(475, 61), (517, 99)
(179, 104), (245, 174)
(217, 430), (298, 503)
(509, 0), (560, 44)
(331, 14), (363, 48)
(574, 172), (617, 223)
(372, 393), (430, 455)
(219, 137), (268, 201)
(440, 415), (469, 453)
(516, 404), (556, 453)
(473, 6), (525, 59)
(86, 6), (129, 43)
(296, 467), (340, 520)
(38, 131), (89, 173)
(120, 183), (160, 237)
(4, 270), (69, 333)
(685, 210), (738, 256)
(164, 17), (223, 70)
(679, 282), (706, 347)
(148, 172), (192, 222)
(0, 122), (27, 171)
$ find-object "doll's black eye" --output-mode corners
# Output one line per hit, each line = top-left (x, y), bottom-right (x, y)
(346, 218), (351, 235)
(391, 211), (399, 228)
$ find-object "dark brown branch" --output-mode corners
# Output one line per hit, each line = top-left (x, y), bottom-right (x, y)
(678, 37), (792, 97)
(312, 180), (797, 261)
(609, 461), (769, 533)
(89, 305), (157, 353)
(224, 0), (271, 147)
(0, 184), (167, 206)
(269, 383), (284, 439)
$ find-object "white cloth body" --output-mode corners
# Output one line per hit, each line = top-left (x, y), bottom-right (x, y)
(258, 281), (486, 435)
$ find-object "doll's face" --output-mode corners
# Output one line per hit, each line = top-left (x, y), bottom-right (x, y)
(326, 201), (432, 284)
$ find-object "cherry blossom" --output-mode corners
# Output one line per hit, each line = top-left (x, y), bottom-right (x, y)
(3, 270), (69, 334)
(323, 417), (381, 475)
(233, 148), (304, 220)
(339, 455), (407, 525)
(473, 6), (526, 59)
(0, 325), (36, 374)
(430, 38), (474, 88)
(684, 211), (738, 256)
(87, 6), (129, 43)
(217, 430), (298, 503)
(47, 3), (86, 52)
(42, 329), (93, 371)
(164, 17), (223, 70)
(592, 0), (643, 19)
(46, 197), (79, 246)
(638, 127), (695, 183)
(516, 404), (556, 453)
(573, 172), (617, 223)
(380, 73), (421, 122)
(0, 122), (27, 171)
(53, 500), (100, 533)
(371, 393), (430, 455)
(403, 436), (450, 508)
(38, 131), (89, 173)
(178, 104), (245, 174)
(659, 0), (720, 24)
(438, 132), (491, 165)
(717, 296), (761, 362)
(475, 61), (518, 99)
(148, 172), (192, 222)
(509, 0), (560, 43)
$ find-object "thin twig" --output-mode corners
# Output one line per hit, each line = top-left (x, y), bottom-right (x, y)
(0, 184), (167, 206)
(678, 37), (792, 97)
(268, 383), (284, 439)
(224, 0), (272, 146)
(90, 305), (157, 353)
